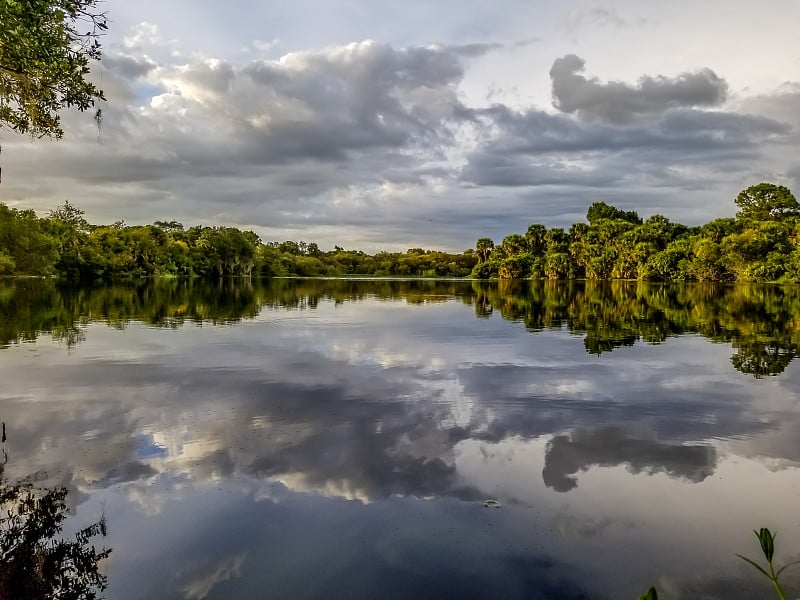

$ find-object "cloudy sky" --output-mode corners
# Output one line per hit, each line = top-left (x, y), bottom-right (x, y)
(2, 0), (799, 250)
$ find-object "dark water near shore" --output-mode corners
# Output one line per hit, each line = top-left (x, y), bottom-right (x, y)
(1, 278), (800, 599)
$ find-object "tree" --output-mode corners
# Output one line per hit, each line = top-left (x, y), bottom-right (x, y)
(153, 220), (184, 233)
(499, 233), (527, 258)
(498, 253), (533, 279)
(701, 217), (739, 242)
(471, 258), (499, 279)
(475, 237), (494, 263)
(544, 252), (572, 279)
(48, 200), (89, 231)
(637, 214), (684, 250)
(44, 201), (94, 280)
(735, 183), (799, 221)
(525, 223), (547, 256)
(0, 203), (58, 274)
(0, 0), (107, 138)
(586, 201), (641, 225)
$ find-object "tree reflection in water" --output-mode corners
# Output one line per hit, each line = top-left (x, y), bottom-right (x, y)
(2, 277), (800, 377)
(0, 457), (110, 599)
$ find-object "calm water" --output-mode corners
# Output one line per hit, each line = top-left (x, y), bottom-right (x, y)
(2, 278), (800, 599)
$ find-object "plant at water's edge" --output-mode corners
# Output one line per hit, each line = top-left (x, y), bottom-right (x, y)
(640, 526), (800, 600)
(638, 586), (657, 600)
(736, 527), (800, 600)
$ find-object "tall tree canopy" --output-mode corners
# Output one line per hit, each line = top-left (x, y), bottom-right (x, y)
(0, 0), (107, 138)
(734, 183), (799, 221)
(475, 237), (494, 263)
(586, 201), (642, 225)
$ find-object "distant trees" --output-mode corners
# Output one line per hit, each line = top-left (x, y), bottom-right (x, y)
(470, 183), (800, 283)
(0, 203), (479, 280)
(1, 182), (799, 283)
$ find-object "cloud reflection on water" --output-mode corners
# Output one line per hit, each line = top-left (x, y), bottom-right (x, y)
(1, 279), (799, 598)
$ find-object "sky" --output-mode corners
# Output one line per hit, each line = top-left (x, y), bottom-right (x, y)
(2, 0), (800, 250)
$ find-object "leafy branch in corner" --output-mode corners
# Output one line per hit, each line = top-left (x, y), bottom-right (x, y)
(0, 470), (111, 599)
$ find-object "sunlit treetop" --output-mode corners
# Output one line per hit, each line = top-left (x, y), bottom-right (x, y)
(735, 183), (800, 221)
(0, 0), (107, 138)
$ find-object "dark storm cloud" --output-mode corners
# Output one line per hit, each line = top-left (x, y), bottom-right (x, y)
(460, 153), (621, 188)
(541, 427), (717, 492)
(473, 104), (787, 156)
(737, 83), (800, 130)
(460, 95), (790, 195)
(549, 54), (728, 124)
(102, 54), (157, 80)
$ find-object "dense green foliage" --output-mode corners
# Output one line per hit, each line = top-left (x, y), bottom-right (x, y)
(472, 183), (800, 282)
(1, 183), (798, 282)
(0, 201), (477, 280)
(0, 0), (106, 138)
(3, 277), (800, 378)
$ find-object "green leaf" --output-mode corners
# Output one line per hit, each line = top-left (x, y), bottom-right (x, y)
(0, 0), (106, 137)
(756, 527), (776, 562)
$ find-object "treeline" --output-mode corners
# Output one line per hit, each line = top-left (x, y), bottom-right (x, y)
(3, 278), (800, 377)
(1, 183), (798, 282)
(0, 202), (477, 281)
(472, 183), (800, 282)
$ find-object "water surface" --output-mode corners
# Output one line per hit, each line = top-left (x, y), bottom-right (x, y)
(1, 278), (800, 599)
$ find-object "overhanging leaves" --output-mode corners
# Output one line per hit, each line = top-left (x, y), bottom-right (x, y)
(0, 0), (107, 138)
